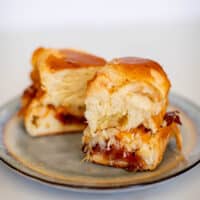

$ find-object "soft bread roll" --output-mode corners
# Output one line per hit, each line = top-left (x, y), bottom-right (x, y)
(21, 47), (106, 136)
(82, 57), (182, 171)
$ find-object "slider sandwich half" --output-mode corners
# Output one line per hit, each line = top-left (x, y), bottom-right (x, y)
(82, 57), (182, 171)
(20, 47), (106, 136)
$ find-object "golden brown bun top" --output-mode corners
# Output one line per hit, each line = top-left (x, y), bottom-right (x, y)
(90, 57), (171, 99)
(32, 47), (106, 71)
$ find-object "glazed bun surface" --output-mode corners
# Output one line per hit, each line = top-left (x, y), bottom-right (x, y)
(85, 57), (170, 134)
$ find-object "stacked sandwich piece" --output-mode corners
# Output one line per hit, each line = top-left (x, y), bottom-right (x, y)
(21, 48), (106, 136)
(82, 57), (182, 170)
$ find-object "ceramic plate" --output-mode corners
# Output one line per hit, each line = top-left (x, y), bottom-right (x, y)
(0, 93), (200, 193)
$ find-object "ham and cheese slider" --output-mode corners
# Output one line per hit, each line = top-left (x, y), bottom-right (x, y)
(82, 57), (182, 171)
(21, 47), (106, 136)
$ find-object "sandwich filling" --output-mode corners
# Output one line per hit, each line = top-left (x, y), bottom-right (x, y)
(83, 110), (181, 170)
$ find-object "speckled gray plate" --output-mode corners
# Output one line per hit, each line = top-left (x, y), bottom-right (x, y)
(0, 93), (200, 193)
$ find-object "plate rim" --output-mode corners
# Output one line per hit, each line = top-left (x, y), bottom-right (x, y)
(1, 154), (200, 192)
(0, 93), (200, 192)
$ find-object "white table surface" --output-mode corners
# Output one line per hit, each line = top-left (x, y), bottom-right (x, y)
(0, 22), (200, 199)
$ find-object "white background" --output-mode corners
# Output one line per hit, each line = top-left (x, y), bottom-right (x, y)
(0, 0), (200, 199)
